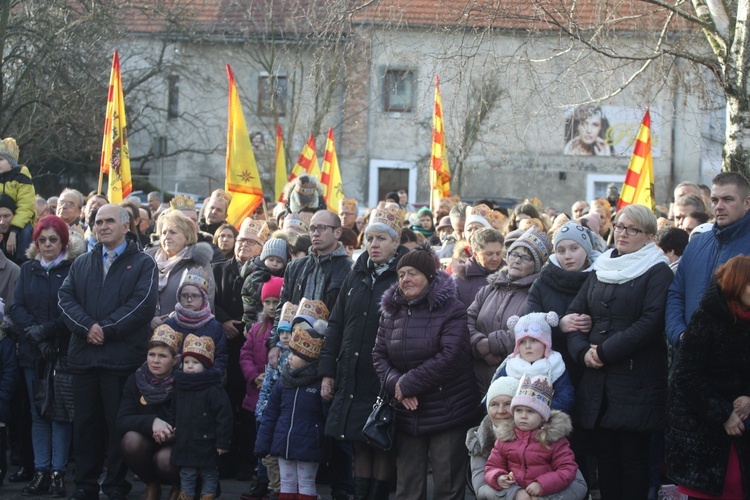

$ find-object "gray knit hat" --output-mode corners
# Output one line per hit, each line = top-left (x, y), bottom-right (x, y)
(260, 238), (288, 265)
(553, 222), (594, 260)
(508, 228), (552, 273)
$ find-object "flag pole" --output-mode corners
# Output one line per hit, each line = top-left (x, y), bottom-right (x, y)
(97, 170), (104, 195)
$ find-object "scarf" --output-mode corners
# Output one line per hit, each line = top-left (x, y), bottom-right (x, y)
(505, 351), (566, 384)
(134, 362), (175, 405)
(367, 253), (397, 285)
(173, 301), (214, 330)
(155, 246), (190, 291)
(729, 301), (750, 323)
(174, 368), (222, 390)
(594, 242), (668, 284)
(280, 360), (320, 388)
(40, 251), (67, 271)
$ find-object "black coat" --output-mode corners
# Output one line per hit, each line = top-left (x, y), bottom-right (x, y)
(116, 372), (174, 437)
(567, 259), (673, 432)
(212, 257), (246, 385)
(665, 281), (750, 496)
(319, 246), (409, 441)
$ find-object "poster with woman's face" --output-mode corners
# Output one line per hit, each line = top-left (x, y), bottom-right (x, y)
(563, 106), (661, 157)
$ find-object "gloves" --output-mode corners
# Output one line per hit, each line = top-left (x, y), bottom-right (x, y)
(25, 324), (47, 344)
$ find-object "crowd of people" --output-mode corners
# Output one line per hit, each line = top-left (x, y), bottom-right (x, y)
(0, 134), (746, 500)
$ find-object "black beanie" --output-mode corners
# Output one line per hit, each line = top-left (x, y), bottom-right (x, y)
(0, 194), (17, 214)
(397, 247), (437, 282)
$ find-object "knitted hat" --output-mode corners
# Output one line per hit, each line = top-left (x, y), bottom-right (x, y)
(182, 334), (215, 369)
(261, 275), (283, 302)
(503, 228), (524, 249)
(486, 376), (519, 412)
(338, 198), (357, 214)
(150, 324), (183, 354)
(417, 206), (433, 219)
(385, 191), (400, 204)
(289, 175), (321, 213)
(0, 194), (17, 214)
(178, 267), (210, 295)
(511, 374), (554, 421)
(283, 213), (310, 234)
(367, 205), (403, 239)
(239, 218), (269, 246)
(436, 216), (453, 231)
(278, 302), (298, 331)
(553, 222), (594, 260)
(292, 298), (330, 328)
(0, 138), (19, 169)
(508, 228), (552, 273)
(507, 312), (559, 359)
(397, 246), (438, 282)
(261, 238), (288, 265)
(289, 323), (324, 362)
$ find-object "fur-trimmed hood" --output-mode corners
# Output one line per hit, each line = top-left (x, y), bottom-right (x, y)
(494, 410), (572, 445)
(147, 241), (214, 267)
(380, 270), (456, 315)
(26, 232), (86, 262)
(465, 415), (497, 459)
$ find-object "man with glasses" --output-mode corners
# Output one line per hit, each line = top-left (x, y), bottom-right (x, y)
(56, 188), (85, 236)
(59, 204), (158, 500)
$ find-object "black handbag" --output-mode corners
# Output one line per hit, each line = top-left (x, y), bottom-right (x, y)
(362, 371), (396, 451)
(32, 361), (54, 419)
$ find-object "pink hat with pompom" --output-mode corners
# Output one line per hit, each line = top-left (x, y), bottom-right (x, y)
(507, 311), (559, 359)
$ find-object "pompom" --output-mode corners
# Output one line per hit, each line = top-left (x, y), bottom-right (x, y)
(312, 319), (329, 336)
(507, 315), (520, 330)
(545, 311), (559, 328)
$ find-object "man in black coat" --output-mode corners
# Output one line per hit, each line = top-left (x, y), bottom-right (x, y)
(59, 204), (158, 500)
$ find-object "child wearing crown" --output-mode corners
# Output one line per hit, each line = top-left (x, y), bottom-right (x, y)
(254, 299), (329, 500)
(484, 375), (582, 500)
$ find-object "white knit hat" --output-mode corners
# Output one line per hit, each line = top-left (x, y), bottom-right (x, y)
(485, 376), (519, 412)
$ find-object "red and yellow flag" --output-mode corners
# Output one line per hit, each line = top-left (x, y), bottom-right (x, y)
(225, 65), (264, 228)
(275, 124), (287, 202)
(99, 51), (132, 203)
(617, 110), (655, 212)
(430, 76), (450, 212)
(321, 127), (344, 210)
(288, 135), (320, 182)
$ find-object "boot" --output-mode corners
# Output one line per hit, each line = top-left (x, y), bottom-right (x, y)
(177, 492), (190, 500)
(49, 471), (67, 498)
(240, 480), (269, 500)
(368, 480), (392, 500)
(21, 469), (51, 495)
(353, 477), (372, 500)
(278, 494), (298, 500)
(200, 495), (215, 500)
(143, 482), (162, 500)
(168, 484), (181, 500)
(297, 495), (317, 500)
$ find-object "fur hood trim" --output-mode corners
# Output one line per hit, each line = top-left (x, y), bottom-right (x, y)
(147, 241), (214, 267)
(380, 270), (456, 315)
(486, 268), (539, 288)
(494, 410), (572, 445)
(465, 415), (497, 459)
(26, 232), (86, 262)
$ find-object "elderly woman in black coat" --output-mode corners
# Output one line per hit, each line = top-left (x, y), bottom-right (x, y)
(666, 255), (750, 499)
(566, 205), (673, 499)
(318, 206), (409, 500)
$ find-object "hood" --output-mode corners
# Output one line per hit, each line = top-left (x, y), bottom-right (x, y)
(453, 256), (494, 281)
(26, 232), (86, 262)
(495, 409), (572, 445)
(147, 241), (214, 268)
(486, 268), (539, 289)
(466, 415), (497, 459)
(380, 270), (456, 315)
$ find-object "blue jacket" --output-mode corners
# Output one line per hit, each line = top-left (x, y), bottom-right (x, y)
(665, 211), (750, 346)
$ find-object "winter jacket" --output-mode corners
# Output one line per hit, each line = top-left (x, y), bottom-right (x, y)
(212, 256), (248, 386)
(666, 280), (750, 496)
(164, 316), (227, 376)
(269, 244), (353, 347)
(319, 246), (409, 441)
(168, 370), (233, 468)
(239, 317), (273, 411)
(11, 237), (84, 368)
(484, 411), (578, 496)
(241, 257), (284, 325)
(566, 260), (673, 432)
(467, 415), (507, 500)
(666, 211), (750, 346)
(0, 165), (36, 231)
(255, 349), (290, 421)
(526, 257), (592, 386)
(0, 251), (19, 325)
(452, 257), (501, 309)
(373, 272), (480, 436)
(467, 270), (538, 392)
(0, 332), (17, 422)
(147, 242), (216, 317)
(59, 241), (158, 373)
(254, 364), (328, 463)
(116, 372), (175, 437)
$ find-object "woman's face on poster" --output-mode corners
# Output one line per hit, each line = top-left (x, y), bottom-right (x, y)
(578, 112), (603, 145)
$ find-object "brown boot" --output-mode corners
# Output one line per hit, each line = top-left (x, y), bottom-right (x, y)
(143, 482), (162, 500)
(167, 484), (180, 500)
(199, 495), (215, 500)
(177, 492), (190, 500)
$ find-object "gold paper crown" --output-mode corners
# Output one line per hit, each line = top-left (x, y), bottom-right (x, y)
(170, 194), (196, 212)
(294, 298), (330, 324)
(338, 198), (358, 214)
(283, 213), (310, 234)
(239, 218), (269, 245)
(519, 218), (545, 233)
(210, 188), (232, 205)
(468, 204), (506, 230)
(150, 324), (183, 354)
(368, 205), (404, 237)
(516, 374), (554, 407)
(591, 198), (611, 215)
(524, 197), (543, 213)
(182, 334), (215, 365)
(0, 138), (19, 161)
(289, 324), (324, 361)
(279, 302), (299, 326)
(180, 267), (209, 294)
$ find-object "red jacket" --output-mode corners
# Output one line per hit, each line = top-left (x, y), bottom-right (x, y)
(239, 317), (272, 411)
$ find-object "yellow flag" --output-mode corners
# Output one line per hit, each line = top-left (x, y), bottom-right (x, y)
(275, 124), (287, 202)
(289, 135), (320, 182)
(225, 65), (264, 228)
(321, 127), (344, 210)
(100, 51), (132, 204)
(430, 76), (451, 212)
(617, 110), (655, 211)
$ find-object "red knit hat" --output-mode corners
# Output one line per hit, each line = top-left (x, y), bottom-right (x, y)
(261, 276), (284, 302)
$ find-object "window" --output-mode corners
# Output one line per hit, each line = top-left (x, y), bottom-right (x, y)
(384, 69), (415, 112)
(258, 75), (287, 116)
(167, 75), (179, 120)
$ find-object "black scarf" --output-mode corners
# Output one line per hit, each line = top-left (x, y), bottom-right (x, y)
(280, 360), (320, 388)
(134, 362), (175, 405)
(174, 369), (222, 390)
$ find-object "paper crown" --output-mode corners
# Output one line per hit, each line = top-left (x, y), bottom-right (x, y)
(293, 298), (329, 327)
(338, 198), (358, 214)
(279, 302), (299, 330)
(294, 176), (318, 197)
(239, 218), (269, 245)
(182, 334), (215, 368)
(466, 203), (506, 230)
(289, 324), (324, 362)
(150, 324), (183, 354)
(209, 188), (232, 205)
(179, 267), (210, 294)
(524, 197), (543, 213)
(170, 194), (196, 212)
(283, 213), (310, 234)
(0, 138), (19, 161)
(518, 218), (545, 233)
(512, 374), (554, 421)
(368, 205), (404, 237)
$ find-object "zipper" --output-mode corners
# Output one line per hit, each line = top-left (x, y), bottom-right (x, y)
(286, 387), (299, 457)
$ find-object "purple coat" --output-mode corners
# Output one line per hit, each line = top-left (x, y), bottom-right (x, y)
(373, 272), (480, 436)
(239, 317), (272, 411)
(452, 257), (496, 309)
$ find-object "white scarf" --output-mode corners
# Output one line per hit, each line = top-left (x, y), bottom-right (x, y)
(593, 242), (668, 285)
(504, 351), (566, 383)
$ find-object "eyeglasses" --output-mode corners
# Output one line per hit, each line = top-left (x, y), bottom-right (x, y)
(236, 237), (260, 247)
(309, 224), (338, 234)
(508, 251), (534, 263)
(179, 293), (202, 302)
(36, 236), (60, 245)
(613, 223), (643, 236)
